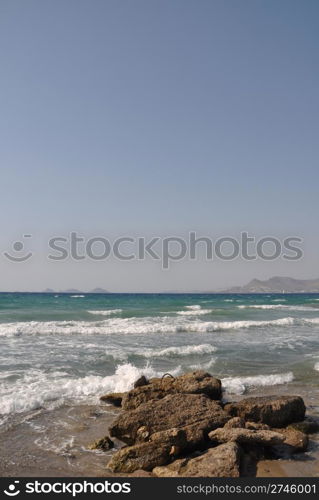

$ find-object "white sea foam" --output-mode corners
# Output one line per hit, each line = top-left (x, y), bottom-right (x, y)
(176, 309), (213, 316)
(222, 372), (294, 395)
(189, 317), (295, 332)
(185, 305), (202, 310)
(237, 304), (314, 311)
(0, 316), (303, 337)
(190, 358), (217, 371)
(304, 318), (319, 325)
(87, 309), (123, 316)
(0, 363), (182, 416)
(314, 362), (319, 371)
(70, 295), (85, 298)
(141, 344), (217, 358)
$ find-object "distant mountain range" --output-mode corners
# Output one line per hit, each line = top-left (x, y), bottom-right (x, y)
(223, 276), (319, 293)
(42, 288), (110, 294)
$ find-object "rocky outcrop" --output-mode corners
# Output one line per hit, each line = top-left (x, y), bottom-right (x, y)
(153, 443), (241, 477)
(94, 371), (312, 476)
(109, 393), (229, 447)
(224, 395), (306, 427)
(121, 371), (222, 410)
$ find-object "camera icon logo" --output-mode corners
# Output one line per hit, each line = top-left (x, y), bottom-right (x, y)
(4, 481), (20, 496)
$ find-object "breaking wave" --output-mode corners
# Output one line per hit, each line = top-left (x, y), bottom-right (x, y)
(0, 364), (182, 416)
(87, 309), (123, 316)
(237, 304), (315, 311)
(0, 315), (315, 337)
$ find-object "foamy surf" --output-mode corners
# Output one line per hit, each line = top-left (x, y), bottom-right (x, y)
(0, 315), (314, 337)
(0, 364), (182, 417)
(87, 309), (123, 316)
(237, 304), (315, 311)
(139, 343), (217, 358)
(221, 372), (294, 395)
(176, 309), (213, 316)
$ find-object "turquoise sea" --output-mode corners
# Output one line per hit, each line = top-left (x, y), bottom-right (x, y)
(1, 292), (319, 427)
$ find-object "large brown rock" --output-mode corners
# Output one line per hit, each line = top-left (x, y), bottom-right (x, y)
(153, 442), (241, 477)
(121, 371), (222, 410)
(209, 427), (285, 447)
(109, 393), (229, 447)
(224, 395), (306, 428)
(107, 428), (187, 473)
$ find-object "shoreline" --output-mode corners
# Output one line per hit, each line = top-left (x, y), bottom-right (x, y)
(1, 376), (318, 477)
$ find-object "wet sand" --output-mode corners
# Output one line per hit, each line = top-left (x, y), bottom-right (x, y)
(0, 405), (120, 477)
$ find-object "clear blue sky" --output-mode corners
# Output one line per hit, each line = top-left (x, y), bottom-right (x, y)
(0, 0), (318, 291)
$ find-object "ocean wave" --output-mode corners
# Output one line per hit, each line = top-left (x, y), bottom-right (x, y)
(185, 305), (202, 310)
(303, 318), (319, 325)
(0, 316), (308, 337)
(87, 309), (122, 316)
(0, 363), (182, 416)
(140, 344), (217, 358)
(237, 304), (315, 311)
(221, 372), (294, 395)
(176, 309), (213, 316)
(70, 295), (85, 298)
(314, 362), (319, 371)
(190, 358), (217, 371)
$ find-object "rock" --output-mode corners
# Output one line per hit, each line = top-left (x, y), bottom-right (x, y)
(224, 395), (306, 428)
(122, 371), (222, 410)
(273, 428), (308, 453)
(89, 436), (114, 451)
(134, 375), (149, 388)
(109, 393), (229, 447)
(224, 417), (245, 429)
(136, 426), (150, 441)
(107, 428), (187, 473)
(130, 470), (154, 477)
(150, 428), (189, 449)
(153, 442), (242, 477)
(152, 458), (188, 477)
(100, 392), (124, 407)
(288, 417), (319, 435)
(245, 422), (270, 431)
(107, 441), (172, 472)
(209, 428), (285, 447)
